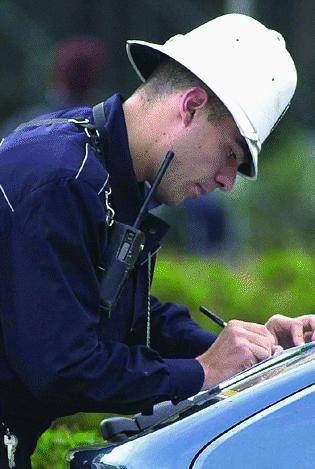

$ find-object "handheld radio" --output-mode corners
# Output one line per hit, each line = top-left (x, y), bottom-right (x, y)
(100, 151), (174, 316)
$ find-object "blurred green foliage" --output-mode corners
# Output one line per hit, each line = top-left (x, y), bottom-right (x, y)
(222, 125), (315, 254)
(153, 249), (315, 330)
(31, 427), (103, 469)
(32, 248), (315, 468)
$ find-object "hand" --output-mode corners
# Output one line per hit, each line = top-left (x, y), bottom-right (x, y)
(196, 319), (276, 390)
(265, 314), (315, 349)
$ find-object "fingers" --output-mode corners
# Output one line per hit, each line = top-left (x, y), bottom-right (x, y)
(304, 331), (313, 343)
(219, 338), (271, 372)
(228, 319), (265, 335)
(226, 320), (276, 352)
(287, 315), (315, 346)
(242, 329), (274, 356)
(265, 314), (315, 348)
(223, 321), (275, 367)
(249, 342), (272, 364)
(228, 319), (275, 340)
(300, 315), (315, 336)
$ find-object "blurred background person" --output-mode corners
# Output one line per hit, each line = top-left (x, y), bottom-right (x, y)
(0, 35), (109, 136)
(50, 35), (108, 108)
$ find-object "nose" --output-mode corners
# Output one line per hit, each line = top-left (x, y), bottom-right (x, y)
(215, 166), (237, 192)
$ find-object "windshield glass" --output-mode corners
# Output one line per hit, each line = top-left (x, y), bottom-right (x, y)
(147, 342), (315, 433)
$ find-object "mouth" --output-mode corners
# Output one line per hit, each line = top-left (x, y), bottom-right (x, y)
(188, 183), (214, 199)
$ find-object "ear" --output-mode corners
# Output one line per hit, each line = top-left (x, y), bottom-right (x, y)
(180, 87), (209, 126)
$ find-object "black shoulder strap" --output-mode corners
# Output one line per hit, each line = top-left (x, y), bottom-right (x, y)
(92, 103), (109, 165)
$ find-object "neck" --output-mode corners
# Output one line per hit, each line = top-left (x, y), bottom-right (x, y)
(123, 90), (180, 185)
(122, 92), (156, 182)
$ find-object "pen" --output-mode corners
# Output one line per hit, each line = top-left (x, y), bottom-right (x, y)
(199, 305), (227, 328)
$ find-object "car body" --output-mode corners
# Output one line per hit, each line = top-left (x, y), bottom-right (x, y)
(68, 342), (315, 468)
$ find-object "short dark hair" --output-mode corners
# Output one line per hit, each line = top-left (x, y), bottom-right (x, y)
(140, 56), (231, 124)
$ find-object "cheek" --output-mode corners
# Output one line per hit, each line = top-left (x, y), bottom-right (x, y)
(156, 160), (192, 205)
(212, 153), (225, 170)
(193, 151), (219, 178)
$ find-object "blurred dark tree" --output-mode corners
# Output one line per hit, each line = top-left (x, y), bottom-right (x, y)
(0, 31), (25, 120)
(0, 0), (223, 123)
(258, 0), (315, 126)
(1, 0), (314, 125)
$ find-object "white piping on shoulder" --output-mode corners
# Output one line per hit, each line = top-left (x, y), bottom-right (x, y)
(75, 144), (109, 197)
(98, 173), (109, 195)
(0, 138), (5, 147)
(0, 184), (14, 212)
(75, 143), (90, 180)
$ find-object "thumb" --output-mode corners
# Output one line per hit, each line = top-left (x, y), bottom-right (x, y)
(291, 321), (305, 346)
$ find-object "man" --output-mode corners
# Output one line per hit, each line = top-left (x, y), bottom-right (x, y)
(0, 13), (314, 468)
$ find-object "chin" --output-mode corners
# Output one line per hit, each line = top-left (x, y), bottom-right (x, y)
(166, 191), (185, 206)
(157, 195), (179, 207)
(155, 187), (182, 207)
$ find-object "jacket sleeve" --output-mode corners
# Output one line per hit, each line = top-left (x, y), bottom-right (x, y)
(5, 177), (204, 413)
(147, 296), (218, 358)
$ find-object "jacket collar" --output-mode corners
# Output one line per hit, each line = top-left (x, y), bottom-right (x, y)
(101, 93), (143, 225)
(100, 94), (169, 249)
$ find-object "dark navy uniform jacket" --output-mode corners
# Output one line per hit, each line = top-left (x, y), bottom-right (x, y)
(0, 94), (217, 428)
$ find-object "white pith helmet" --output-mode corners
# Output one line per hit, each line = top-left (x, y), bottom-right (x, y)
(126, 14), (297, 180)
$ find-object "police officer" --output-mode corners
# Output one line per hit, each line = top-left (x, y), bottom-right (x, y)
(0, 14), (314, 468)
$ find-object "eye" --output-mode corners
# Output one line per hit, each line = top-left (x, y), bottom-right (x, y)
(228, 150), (237, 162)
